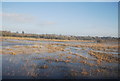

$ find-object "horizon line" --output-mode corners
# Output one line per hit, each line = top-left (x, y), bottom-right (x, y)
(0, 30), (118, 38)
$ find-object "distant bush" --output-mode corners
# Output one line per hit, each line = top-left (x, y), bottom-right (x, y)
(0, 31), (118, 42)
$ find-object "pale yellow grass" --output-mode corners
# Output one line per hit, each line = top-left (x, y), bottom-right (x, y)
(1, 36), (95, 42)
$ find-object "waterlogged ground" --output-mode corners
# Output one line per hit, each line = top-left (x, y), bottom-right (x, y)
(1, 38), (119, 79)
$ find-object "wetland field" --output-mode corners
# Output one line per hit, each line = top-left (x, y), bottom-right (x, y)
(0, 37), (119, 79)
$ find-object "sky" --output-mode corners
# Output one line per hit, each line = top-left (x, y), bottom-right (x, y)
(1, 0), (120, 2)
(1, 2), (118, 37)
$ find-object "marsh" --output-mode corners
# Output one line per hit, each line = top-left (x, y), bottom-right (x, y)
(1, 37), (119, 79)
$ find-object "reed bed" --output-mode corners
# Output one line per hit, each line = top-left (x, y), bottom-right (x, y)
(2, 36), (95, 42)
(88, 50), (119, 63)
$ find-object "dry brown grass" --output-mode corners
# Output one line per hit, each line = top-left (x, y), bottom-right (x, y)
(88, 50), (119, 63)
(64, 60), (71, 63)
(66, 56), (72, 59)
(79, 61), (95, 66)
(2, 43), (67, 55)
(2, 36), (95, 42)
(74, 43), (118, 50)
(40, 65), (48, 69)
(10, 52), (16, 55)
(45, 44), (66, 53)
(81, 69), (89, 76)
(51, 42), (118, 52)
(59, 53), (66, 57)
(2, 45), (47, 55)
(70, 70), (79, 77)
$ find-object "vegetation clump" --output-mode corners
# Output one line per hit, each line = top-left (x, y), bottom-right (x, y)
(88, 50), (119, 63)
(81, 69), (89, 76)
(40, 65), (48, 69)
(10, 52), (16, 55)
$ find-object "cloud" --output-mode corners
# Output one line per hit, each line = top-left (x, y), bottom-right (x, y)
(1, 13), (35, 23)
(1, 12), (57, 29)
(1, 13), (56, 26)
(38, 21), (56, 26)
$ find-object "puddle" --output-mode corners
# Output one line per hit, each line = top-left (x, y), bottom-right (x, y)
(2, 41), (33, 46)
(66, 46), (96, 60)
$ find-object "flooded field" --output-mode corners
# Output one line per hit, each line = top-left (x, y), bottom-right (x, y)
(1, 37), (119, 79)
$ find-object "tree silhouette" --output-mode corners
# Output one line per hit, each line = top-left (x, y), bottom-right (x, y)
(22, 31), (24, 34)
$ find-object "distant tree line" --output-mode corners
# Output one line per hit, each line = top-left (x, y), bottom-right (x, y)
(0, 31), (118, 43)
